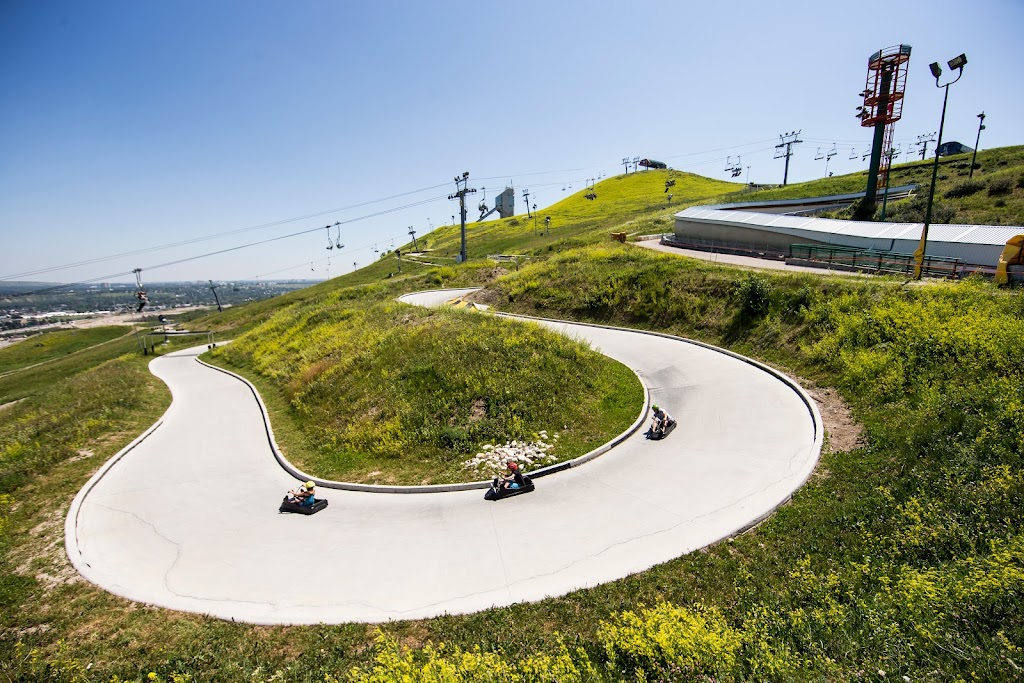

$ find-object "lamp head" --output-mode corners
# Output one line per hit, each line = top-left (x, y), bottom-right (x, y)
(947, 53), (967, 70)
(929, 62), (942, 79)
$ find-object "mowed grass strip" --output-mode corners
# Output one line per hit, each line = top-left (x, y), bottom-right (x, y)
(208, 294), (642, 485)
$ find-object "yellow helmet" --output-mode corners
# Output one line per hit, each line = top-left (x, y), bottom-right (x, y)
(304, 481), (315, 489)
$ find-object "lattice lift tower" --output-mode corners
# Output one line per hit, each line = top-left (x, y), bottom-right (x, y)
(858, 44), (912, 208)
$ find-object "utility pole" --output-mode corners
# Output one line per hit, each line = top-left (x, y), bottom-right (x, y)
(917, 132), (936, 161)
(969, 111), (986, 178)
(396, 249), (402, 273)
(774, 131), (803, 185)
(622, 157), (630, 175)
(448, 172), (476, 264)
(208, 280), (223, 312)
(522, 189), (531, 218)
(408, 226), (418, 251)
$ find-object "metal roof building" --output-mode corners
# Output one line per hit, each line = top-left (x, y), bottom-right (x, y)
(673, 206), (1023, 268)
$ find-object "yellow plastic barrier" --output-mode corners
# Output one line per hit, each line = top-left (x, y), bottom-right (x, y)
(994, 234), (1024, 286)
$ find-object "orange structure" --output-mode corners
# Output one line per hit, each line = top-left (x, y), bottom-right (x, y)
(860, 45), (912, 200)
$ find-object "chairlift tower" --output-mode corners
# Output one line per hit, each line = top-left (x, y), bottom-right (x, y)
(448, 172), (476, 264)
(858, 44), (912, 207)
(208, 280), (223, 312)
(916, 132), (937, 160)
(774, 131), (803, 186)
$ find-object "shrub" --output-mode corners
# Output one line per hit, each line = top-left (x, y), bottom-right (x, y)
(886, 193), (957, 224)
(988, 176), (1015, 196)
(850, 197), (876, 221)
(734, 274), (771, 318)
(933, 202), (958, 223)
(343, 632), (588, 683)
(598, 602), (743, 680)
(1017, 174), (1024, 189)
(943, 179), (986, 198)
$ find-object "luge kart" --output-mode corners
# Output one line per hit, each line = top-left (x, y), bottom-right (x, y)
(645, 418), (677, 441)
(279, 496), (329, 514)
(485, 475), (535, 501)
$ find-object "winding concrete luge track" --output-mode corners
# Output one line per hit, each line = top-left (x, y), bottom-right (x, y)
(65, 288), (821, 625)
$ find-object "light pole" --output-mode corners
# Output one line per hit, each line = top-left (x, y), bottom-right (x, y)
(969, 111), (985, 179)
(914, 53), (966, 280)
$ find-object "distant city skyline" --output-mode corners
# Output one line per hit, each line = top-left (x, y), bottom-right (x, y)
(2, 0), (1021, 282)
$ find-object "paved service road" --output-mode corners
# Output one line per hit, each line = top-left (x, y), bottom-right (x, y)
(66, 288), (821, 625)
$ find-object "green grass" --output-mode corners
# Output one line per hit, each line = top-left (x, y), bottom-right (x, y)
(206, 291), (642, 485)
(0, 326), (130, 376)
(0, 329), (145, 404)
(3, 147), (1024, 681)
(746, 145), (1024, 226)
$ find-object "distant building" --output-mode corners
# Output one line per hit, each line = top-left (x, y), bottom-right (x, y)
(937, 141), (974, 156)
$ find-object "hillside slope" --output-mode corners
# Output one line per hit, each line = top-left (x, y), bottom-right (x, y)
(4, 147), (1023, 682)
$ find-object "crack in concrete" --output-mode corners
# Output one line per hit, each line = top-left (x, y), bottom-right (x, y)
(86, 501), (184, 598)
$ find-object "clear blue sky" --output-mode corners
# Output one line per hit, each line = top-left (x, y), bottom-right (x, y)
(2, 0), (1022, 283)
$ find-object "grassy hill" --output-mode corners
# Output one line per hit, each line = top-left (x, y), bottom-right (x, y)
(2, 146), (1024, 682)
(732, 145), (1024, 226)
(207, 292), (642, 485)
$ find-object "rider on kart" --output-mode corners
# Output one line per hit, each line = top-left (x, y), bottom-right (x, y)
(288, 481), (317, 507)
(498, 461), (527, 490)
(651, 404), (676, 437)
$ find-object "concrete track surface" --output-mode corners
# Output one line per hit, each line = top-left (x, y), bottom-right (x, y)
(66, 288), (821, 625)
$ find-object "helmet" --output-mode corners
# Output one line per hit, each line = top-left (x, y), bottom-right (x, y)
(304, 481), (315, 489)
(507, 462), (518, 470)
(652, 404), (660, 411)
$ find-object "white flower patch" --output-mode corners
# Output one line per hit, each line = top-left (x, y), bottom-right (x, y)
(462, 433), (561, 474)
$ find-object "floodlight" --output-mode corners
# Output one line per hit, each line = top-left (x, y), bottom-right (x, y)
(929, 62), (942, 78)
(947, 53), (967, 70)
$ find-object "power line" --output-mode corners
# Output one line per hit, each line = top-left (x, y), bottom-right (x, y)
(6, 197), (439, 298)
(662, 138), (778, 159)
(0, 182), (452, 282)
(2, 161), (618, 283)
